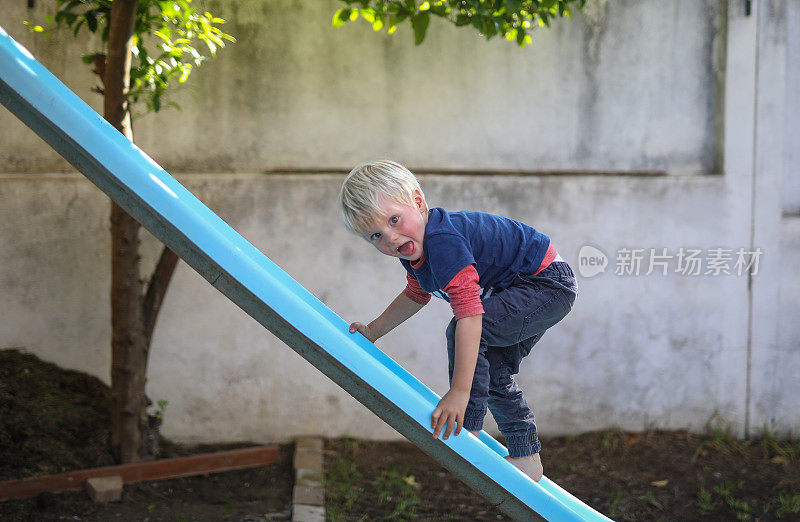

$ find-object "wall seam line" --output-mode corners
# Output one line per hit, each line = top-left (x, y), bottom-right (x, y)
(744, 0), (762, 440)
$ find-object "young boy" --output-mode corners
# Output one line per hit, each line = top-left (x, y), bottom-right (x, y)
(339, 160), (577, 481)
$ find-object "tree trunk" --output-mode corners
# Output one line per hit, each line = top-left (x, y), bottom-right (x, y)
(103, 0), (181, 464)
(110, 203), (147, 463)
(105, 0), (147, 464)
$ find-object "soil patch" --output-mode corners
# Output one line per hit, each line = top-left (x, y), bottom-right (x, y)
(2, 348), (799, 521)
(0, 348), (293, 521)
(325, 430), (800, 521)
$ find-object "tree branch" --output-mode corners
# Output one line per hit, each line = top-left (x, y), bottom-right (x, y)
(143, 246), (179, 347)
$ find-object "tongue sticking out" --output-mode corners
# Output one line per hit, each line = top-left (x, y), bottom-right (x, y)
(398, 241), (415, 257)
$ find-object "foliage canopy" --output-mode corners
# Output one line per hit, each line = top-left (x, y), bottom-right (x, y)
(26, 0), (235, 115)
(333, 0), (586, 46)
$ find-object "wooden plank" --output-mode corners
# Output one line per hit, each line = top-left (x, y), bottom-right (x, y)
(0, 445), (281, 500)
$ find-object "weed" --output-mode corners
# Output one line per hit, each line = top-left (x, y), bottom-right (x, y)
(599, 429), (624, 451)
(326, 455), (363, 511)
(147, 498), (162, 511)
(375, 465), (421, 521)
(155, 399), (169, 421)
(759, 426), (799, 462)
(713, 480), (752, 520)
(639, 488), (664, 510)
(714, 479), (742, 499)
(696, 485), (719, 515)
(706, 411), (736, 451)
(776, 492), (800, 518)
(327, 508), (367, 522)
(607, 487), (629, 520)
(694, 411), (744, 460)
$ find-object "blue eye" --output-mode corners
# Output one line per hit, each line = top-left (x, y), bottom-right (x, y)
(390, 216), (399, 224)
(370, 232), (381, 241)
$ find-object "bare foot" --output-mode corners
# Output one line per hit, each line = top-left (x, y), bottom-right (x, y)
(505, 453), (543, 482)
(468, 432), (543, 482)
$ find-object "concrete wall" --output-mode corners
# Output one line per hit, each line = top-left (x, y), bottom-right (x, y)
(1, 1), (798, 443)
(2, 0), (722, 173)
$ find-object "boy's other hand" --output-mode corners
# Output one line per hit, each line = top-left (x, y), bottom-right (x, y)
(349, 322), (378, 343)
(431, 389), (470, 440)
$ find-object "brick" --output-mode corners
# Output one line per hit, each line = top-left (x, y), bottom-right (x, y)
(295, 468), (324, 488)
(293, 450), (323, 472)
(84, 475), (122, 502)
(295, 437), (323, 452)
(293, 485), (324, 506)
(292, 503), (325, 522)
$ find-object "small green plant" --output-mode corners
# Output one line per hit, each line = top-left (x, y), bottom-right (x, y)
(639, 488), (663, 511)
(776, 492), (800, 518)
(375, 466), (421, 521)
(599, 429), (624, 451)
(694, 411), (744, 461)
(714, 480), (753, 521)
(706, 412), (736, 447)
(326, 454), (363, 512)
(759, 426), (800, 462)
(697, 485), (719, 515)
(155, 399), (169, 421)
(607, 487), (629, 519)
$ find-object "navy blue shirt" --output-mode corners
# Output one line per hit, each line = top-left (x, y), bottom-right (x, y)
(400, 208), (551, 300)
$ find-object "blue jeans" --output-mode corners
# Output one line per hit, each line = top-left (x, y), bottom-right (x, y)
(445, 261), (577, 457)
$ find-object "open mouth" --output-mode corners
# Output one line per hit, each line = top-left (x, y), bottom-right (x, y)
(397, 241), (416, 257)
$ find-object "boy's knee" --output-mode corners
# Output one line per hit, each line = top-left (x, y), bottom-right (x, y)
(488, 367), (514, 391)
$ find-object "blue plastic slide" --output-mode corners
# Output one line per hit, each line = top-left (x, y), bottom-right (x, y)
(0, 25), (611, 521)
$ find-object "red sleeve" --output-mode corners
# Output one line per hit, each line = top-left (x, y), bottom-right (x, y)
(443, 265), (484, 319)
(403, 273), (432, 306)
(534, 243), (558, 274)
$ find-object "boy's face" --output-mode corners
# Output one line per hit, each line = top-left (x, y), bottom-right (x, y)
(364, 190), (428, 262)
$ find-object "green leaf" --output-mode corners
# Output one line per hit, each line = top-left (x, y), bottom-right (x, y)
(332, 8), (351, 27)
(359, 8), (375, 23)
(62, 0), (82, 14)
(23, 21), (47, 34)
(28, 0), (233, 116)
(505, 0), (522, 12)
(178, 66), (191, 82)
(410, 12), (430, 45)
(85, 11), (98, 33)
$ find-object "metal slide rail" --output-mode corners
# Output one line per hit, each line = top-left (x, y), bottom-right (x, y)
(0, 26), (611, 522)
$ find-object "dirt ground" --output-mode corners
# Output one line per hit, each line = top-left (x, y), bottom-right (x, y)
(2, 348), (799, 521)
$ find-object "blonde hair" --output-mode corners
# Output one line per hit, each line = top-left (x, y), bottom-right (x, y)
(338, 160), (425, 236)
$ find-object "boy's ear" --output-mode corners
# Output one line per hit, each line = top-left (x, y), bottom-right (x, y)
(412, 189), (426, 212)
